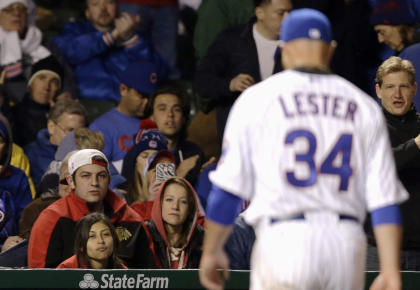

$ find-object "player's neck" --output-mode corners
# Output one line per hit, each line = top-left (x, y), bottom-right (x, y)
(288, 58), (329, 72)
(293, 66), (331, 74)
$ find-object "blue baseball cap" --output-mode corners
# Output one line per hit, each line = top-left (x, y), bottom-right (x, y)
(119, 61), (158, 95)
(370, 0), (417, 26)
(280, 8), (332, 43)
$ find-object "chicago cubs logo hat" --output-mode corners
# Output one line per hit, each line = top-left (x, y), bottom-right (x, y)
(370, 0), (417, 26)
(68, 149), (109, 175)
(119, 61), (158, 95)
(280, 8), (332, 43)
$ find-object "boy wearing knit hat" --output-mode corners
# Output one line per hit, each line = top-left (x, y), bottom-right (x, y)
(27, 55), (64, 105)
(11, 55), (66, 147)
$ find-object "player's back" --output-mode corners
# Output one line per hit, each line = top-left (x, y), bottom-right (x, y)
(214, 69), (401, 226)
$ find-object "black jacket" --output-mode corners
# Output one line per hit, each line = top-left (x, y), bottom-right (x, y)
(10, 93), (50, 147)
(146, 220), (204, 269)
(367, 107), (420, 249)
(193, 18), (282, 137)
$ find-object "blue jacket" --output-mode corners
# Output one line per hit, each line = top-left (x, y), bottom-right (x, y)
(24, 129), (57, 189)
(0, 113), (32, 228)
(54, 21), (168, 102)
(0, 190), (18, 249)
(0, 166), (32, 226)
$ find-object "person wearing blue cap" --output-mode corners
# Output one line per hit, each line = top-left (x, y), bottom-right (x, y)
(90, 61), (158, 174)
(199, 8), (405, 290)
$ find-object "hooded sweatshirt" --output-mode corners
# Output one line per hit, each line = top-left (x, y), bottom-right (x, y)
(146, 177), (204, 269)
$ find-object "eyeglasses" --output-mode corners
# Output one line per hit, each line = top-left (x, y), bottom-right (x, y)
(2, 4), (27, 14)
(54, 122), (74, 134)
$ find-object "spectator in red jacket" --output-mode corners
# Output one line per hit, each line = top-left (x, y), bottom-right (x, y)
(28, 149), (154, 268)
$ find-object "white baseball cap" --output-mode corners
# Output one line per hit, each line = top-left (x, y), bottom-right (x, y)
(68, 149), (109, 175)
(0, 0), (28, 10)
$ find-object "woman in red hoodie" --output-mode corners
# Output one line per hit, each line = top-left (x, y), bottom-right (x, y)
(57, 212), (126, 269)
(147, 177), (204, 269)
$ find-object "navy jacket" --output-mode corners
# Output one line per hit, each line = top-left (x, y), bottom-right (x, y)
(225, 216), (255, 270)
(24, 128), (57, 188)
(194, 18), (282, 137)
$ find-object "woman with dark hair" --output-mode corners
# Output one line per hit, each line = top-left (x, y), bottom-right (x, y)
(57, 212), (126, 269)
(146, 177), (204, 269)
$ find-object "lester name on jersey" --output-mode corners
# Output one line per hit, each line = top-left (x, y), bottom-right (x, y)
(279, 86), (358, 122)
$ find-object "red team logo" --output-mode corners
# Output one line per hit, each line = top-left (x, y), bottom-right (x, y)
(150, 73), (157, 84)
(149, 140), (157, 148)
(118, 135), (133, 152)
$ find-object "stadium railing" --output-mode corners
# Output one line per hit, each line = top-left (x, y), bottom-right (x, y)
(0, 269), (419, 289)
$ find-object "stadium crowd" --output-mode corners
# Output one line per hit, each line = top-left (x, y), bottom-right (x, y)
(0, 0), (419, 276)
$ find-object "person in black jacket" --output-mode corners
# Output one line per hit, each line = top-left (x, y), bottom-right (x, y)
(193, 0), (292, 144)
(146, 177), (204, 269)
(366, 55), (420, 270)
(11, 55), (65, 147)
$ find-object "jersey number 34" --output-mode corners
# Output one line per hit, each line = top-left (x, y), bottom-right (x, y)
(285, 130), (353, 191)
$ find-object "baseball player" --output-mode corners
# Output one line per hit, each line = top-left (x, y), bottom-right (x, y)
(199, 8), (408, 290)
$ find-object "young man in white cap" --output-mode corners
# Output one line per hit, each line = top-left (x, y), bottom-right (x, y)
(28, 149), (154, 268)
(199, 8), (407, 290)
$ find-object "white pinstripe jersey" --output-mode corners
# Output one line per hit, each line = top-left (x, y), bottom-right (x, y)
(210, 69), (409, 227)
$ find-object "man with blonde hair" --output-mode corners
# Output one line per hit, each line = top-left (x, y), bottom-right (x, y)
(366, 56), (420, 271)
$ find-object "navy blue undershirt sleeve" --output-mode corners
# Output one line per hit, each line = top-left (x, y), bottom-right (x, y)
(206, 185), (243, 226)
(371, 204), (402, 227)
